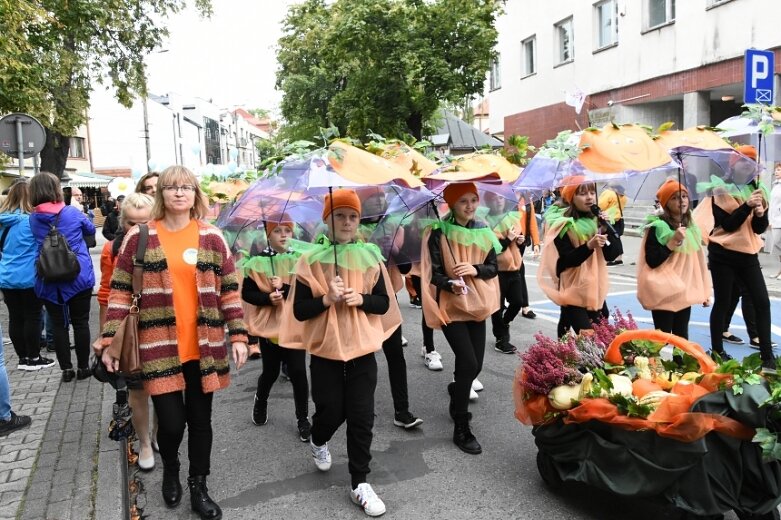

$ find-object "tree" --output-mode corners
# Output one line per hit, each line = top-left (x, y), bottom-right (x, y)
(0, 0), (212, 179)
(276, 0), (501, 142)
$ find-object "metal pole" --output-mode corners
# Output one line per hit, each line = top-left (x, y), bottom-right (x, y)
(33, 154), (40, 175)
(15, 117), (24, 176)
(143, 97), (151, 172)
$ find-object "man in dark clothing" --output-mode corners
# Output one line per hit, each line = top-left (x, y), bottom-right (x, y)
(101, 195), (123, 240)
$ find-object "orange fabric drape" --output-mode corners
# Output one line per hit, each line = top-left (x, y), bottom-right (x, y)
(242, 267), (294, 340)
(693, 195), (764, 254)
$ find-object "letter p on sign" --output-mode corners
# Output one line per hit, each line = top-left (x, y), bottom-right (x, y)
(744, 49), (775, 104)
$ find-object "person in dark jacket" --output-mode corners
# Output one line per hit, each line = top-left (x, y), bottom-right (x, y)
(102, 195), (123, 240)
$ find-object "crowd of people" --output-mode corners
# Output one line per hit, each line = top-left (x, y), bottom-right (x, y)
(0, 150), (779, 518)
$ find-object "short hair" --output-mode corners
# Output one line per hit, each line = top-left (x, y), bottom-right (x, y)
(119, 192), (154, 228)
(29, 172), (63, 206)
(0, 179), (32, 213)
(151, 165), (208, 220)
(135, 172), (160, 193)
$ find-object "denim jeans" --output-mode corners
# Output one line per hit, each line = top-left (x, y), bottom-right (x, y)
(0, 321), (11, 421)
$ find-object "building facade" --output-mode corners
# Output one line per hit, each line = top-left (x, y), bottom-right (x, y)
(489, 0), (781, 147)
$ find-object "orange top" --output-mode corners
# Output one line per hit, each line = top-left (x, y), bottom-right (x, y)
(97, 241), (114, 306)
(156, 220), (200, 362)
(518, 200), (540, 246)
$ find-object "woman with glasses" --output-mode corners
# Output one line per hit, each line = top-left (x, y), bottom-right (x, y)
(102, 165), (248, 520)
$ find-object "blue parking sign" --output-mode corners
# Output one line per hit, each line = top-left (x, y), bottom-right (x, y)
(744, 49), (775, 104)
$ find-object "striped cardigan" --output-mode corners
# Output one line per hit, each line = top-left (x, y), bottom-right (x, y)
(102, 219), (248, 396)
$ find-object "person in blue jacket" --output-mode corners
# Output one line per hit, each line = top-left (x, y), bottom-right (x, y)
(29, 172), (96, 382)
(0, 180), (54, 372)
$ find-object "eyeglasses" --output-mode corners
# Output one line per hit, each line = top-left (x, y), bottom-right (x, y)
(162, 185), (196, 193)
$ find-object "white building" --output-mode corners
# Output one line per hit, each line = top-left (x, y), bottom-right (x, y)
(489, 0), (781, 148)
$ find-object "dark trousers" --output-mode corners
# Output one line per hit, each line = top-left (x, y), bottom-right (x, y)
(490, 270), (524, 339)
(557, 303), (608, 338)
(411, 275), (435, 352)
(710, 259), (772, 364)
(382, 326), (409, 413)
(43, 289), (91, 370)
(652, 307), (692, 339)
(2, 288), (43, 360)
(724, 277), (758, 339)
(442, 321), (485, 417)
(310, 353), (377, 486)
(518, 262), (530, 308)
(151, 361), (214, 477)
(256, 339), (309, 420)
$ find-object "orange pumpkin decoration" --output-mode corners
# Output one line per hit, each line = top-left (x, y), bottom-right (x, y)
(605, 329), (717, 374)
(632, 378), (663, 398)
(579, 124), (672, 173)
(655, 127), (734, 152)
(380, 142), (439, 177)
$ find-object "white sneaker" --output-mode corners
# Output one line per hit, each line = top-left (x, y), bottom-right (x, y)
(469, 387), (479, 400)
(401, 335), (408, 347)
(350, 483), (386, 517)
(471, 379), (484, 392)
(310, 439), (331, 471)
(423, 351), (443, 371)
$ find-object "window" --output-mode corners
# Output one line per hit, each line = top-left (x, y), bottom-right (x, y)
(647, 0), (675, 29)
(68, 137), (85, 159)
(595, 0), (617, 49)
(521, 36), (536, 77)
(554, 17), (574, 64)
(489, 56), (501, 90)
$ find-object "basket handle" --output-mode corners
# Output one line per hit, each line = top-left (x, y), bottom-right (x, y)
(604, 329), (716, 374)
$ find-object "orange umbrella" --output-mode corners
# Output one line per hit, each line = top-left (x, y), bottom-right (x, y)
(443, 152), (521, 183)
(327, 141), (425, 188)
(378, 142), (440, 177)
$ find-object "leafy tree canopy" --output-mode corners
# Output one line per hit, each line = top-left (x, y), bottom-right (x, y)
(276, 0), (501, 142)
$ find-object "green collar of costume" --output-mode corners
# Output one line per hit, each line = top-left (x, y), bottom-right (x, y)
(643, 215), (701, 254)
(543, 205), (598, 241)
(426, 217), (502, 254)
(292, 234), (385, 271)
(482, 210), (522, 234)
(238, 249), (303, 277)
(696, 175), (770, 202)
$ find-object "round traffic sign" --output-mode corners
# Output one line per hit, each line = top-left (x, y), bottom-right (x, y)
(0, 113), (47, 159)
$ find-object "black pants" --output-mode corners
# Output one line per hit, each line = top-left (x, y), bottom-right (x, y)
(557, 304), (608, 338)
(490, 271), (524, 339)
(310, 353), (377, 486)
(256, 339), (308, 421)
(724, 277), (758, 339)
(518, 262), (530, 308)
(441, 321), (485, 418)
(652, 307), (692, 339)
(382, 326), (409, 414)
(151, 361), (214, 477)
(710, 259), (772, 364)
(2, 288), (43, 360)
(411, 275), (435, 352)
(43, 289), (91, 370)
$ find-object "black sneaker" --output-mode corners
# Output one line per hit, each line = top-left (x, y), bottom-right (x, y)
(297, 418), (311, 442)
(722, 334), (744, 345)
(62, 369), (75, 382)
(409, 296), (422, 309)
(0, 412), (31, 437)
(750, 339), (779, 349)
(709, 350), (733, 362)
(494, 338), (517, 354)
(521, 310), (537, 319)
(45, 343), (56, 353)
(393, 411), (423, 429)
(252, 395), (268, 426)
(25, 356), (56, 370)
(17, 358), (30, 371)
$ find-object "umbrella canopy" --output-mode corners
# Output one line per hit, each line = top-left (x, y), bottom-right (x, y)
(378, 142), (439, 177)
(442, 152), (521, 183)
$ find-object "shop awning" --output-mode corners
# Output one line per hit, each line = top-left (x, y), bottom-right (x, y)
(67, 172), (113, 188)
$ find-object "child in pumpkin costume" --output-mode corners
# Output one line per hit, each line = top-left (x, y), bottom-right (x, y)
(279, 189), (400, 517)
(420, 182), (500, 455)
(537, 178), (622, 337)
(692, 145), (773, 366)
(241, 218), (311, 441)
(636, 180), (711, 339)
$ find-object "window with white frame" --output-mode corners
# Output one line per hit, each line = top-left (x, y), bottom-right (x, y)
(521, 36), (536, 76)
(554, 17), (574, 64)
(68, 137), (85, 159)
(595, 0), (617, 49)
(647, 0), (675, 29)
(489, 56), (501, 90)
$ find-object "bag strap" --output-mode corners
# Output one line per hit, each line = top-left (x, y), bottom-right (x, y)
(132, 224), (149, 296)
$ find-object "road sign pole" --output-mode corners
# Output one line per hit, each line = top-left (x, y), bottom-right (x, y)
(15, 117), (24, 176)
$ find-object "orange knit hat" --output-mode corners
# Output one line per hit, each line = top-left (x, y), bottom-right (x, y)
(656, 179), (688, 209)
(266, 214), (294, 234)
(735, 144), (757, 161)
(559, 175), (588, 204)
(322, 189), (361, 220)
(443, 182), (478, 207)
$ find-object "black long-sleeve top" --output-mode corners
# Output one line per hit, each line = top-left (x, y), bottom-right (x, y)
(643, 229), (673, 269)
(427, 219), (498, 295)
(240, 248), (292, 306)
(708, 199), (769, 265)
(293, 269), (389, 321)
(554, 217), (622, 277)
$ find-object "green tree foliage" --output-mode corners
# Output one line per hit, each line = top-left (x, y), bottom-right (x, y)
(0, 0), (212, 178)
(276, 0), (501, 142)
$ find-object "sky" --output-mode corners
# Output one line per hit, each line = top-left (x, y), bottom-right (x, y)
(144, 0), (302, 113)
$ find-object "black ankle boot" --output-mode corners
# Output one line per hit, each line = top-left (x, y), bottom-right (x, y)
(188, 475), (222, 520)
(453, 414), (482, 455)
(162, 461), (182, 507)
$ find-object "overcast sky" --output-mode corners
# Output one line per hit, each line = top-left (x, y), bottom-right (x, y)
(144, 0), (302, 113)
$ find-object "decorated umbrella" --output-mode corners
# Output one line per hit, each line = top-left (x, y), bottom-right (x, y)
(377, 141), (440, 178)
(717, 104), (781, 163)
(443, 151), (521, 183)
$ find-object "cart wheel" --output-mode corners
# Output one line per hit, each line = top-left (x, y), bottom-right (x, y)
(735, 509), (781, 520)
(536, 450), (563, 490)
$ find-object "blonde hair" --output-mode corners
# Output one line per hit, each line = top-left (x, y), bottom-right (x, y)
(119, 192), (154, 228)
(150, 165), (208, 220)
(0, 180), (32, 213)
